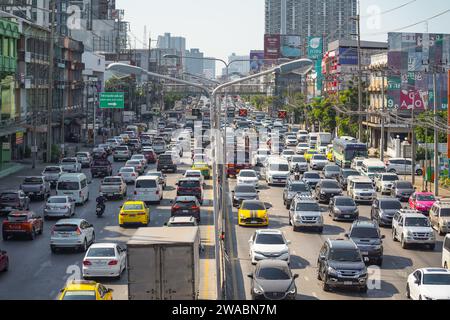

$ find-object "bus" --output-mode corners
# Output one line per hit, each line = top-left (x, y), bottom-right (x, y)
(333, 139), (368, 168)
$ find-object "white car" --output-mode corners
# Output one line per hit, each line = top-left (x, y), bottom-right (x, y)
(281, 149), (295, 162)
(253, 149), (271, 167)
(118, 166), (138, 184)
(406, 268), (450, 300)
(310, 154), (329, 170)
(184, 170), (205, 186)
(289, 156), (308, 173)
(285, 136), (298, 147)
(296, 143), (309, 155)
(50, 219), (95, 253)
(82, 243), (127, 279)
(249, 229), (291, 265)
(392, 209), (436, 250)
(375, 173), (399, 195)
(125, 160), (144, 174)
(130, 154), (148, 169)
(60, 158), (82, 173)
(237, 170), (259, 188)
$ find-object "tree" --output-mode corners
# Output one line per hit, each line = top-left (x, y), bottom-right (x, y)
(414, 111), (448, 143)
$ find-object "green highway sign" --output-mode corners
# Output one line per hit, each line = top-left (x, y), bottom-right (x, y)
(99, 92), (125, 109)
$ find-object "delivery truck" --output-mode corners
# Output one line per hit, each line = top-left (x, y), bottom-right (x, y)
(127, 227), (200, 300)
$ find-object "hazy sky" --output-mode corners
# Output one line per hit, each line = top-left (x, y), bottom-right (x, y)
(117, 0), (450, 73)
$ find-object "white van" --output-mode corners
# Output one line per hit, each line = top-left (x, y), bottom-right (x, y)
(56, 173), (89, 205)
(348, 176), (377, 203)
(134, 176), (163, 204)
(443, 234), (450, 269)
(263, 156), (290, 186)
(361, 159), (387, 181)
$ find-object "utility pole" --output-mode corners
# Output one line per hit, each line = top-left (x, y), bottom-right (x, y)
(356, 2), (363, 142)
(46, 0), (56, 163)
(433, 72), (439, 196)
(380, 71), (385, 160)
(411, 91), (416, 186)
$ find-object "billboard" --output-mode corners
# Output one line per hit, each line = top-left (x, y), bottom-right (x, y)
(280, 35), (302, 58)
(264, 34), (281, 60)
(307, 37), (323, 60)
(387, 32), (450, 111)
(249, 50), (265, 73)
(339, 47), (358, 65)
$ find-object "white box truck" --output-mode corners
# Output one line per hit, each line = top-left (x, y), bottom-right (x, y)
(127, 227), (200, 300)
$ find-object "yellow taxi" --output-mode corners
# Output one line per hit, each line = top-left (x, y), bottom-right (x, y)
(119, 201), (150, 228)
(304, 149), (319, 162)
(326, 145), (334, 162)
(119, 133), (130, 143)
(192, 162), (211, 179)
(58, 280), (113, 300)
(238, 200), (269, 227)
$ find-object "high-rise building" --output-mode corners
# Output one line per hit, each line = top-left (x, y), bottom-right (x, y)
(203, 58), (216, 79)
(227, 53), (250, 76)
(265, 0), (357, 47)
(185, 48), (204, 76)
(156, 33), (186, 54)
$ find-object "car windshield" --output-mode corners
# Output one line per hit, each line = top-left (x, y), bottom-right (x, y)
(23, 177), (43, 184)
(255, 234), (285, 245)
(62, 291), (97, 300)
(240, 171), (257, 178)
(440, 208), (450, 217)
(62, 159), (76, 163)
(257, 266), (291, 280)
(242, 202), (266, 210)
(178, 181), (200, 188)
(289, 183), (309, 192)
(343, 170), (360, 178)
(304, 173), (320, 179)
(120, 168), (134, 173)
(296, 202), (320, 212)
(235, 185), (257, 193)
(329, 249), (362, 262)
(350, 227), (379, 239)
(47, 198), (67, 204)
(382, 175), (398, 181)
(270, 164), (289, 171)
(0, 193), (18, 201)
(127, 161), (140, 165)
(54, 224), (78, 232)
(380, 200), (402, 210)
(291, 157), (305, 163)
(326, 166), (340, 172)
(397, 182), (413, 189)
(123, 204), (144, 210)
(283, 151), (294, 155)
(313, 155), (327, 160)
(405, 217), (430, 227)
(103, 178), (122, 184)
(321, 181), (340, 189)
(186, 172), (201, 178)
(87, 248), (116, 257)
(422, 274), (450, 285)
(116, 147), (128, 151)
(258, 150), (270, 155)
(417, 194), (436, 201)
(335, 198), (356, 206)
(7, 214), (28, 222)
(93, 160), (109, 166)
(135, 180), (157, 188)
(355, 183), (373, 190)
(57, 182), (80, 190)
(44, 167), (61, 173)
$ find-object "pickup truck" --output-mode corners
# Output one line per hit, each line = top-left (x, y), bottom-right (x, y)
(42, 166), (63, 188)
(91, 159), (113, 178)
(20, 177), (51, 201)
(2, 210), (44, 241)
(60, 158), (82, 173)
(0, 191), (30, 215)
(100, 176), (127, 199)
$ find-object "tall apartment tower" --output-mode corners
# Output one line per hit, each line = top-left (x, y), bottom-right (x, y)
(265, 0), (357, 46)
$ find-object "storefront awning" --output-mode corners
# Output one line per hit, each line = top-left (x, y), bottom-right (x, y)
(0, 126), (25, 138)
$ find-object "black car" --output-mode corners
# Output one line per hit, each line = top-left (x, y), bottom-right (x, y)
(0, 191), (30, 215)
(248, 260), (298, 300)
(317, 239), (368, 293)
(329, 196), (359, 221)
(338, 169), (361, 190)
(391, 181), (415, 202)
(302, 172), (321, 189)
(345, 220), (385, 266)
(90, 159), (113, 178)
(157, 154), (177, 173)
(314, 179), (343, 204)
(371, 198), (402, 227)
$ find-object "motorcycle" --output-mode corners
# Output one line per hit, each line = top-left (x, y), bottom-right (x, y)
(96, 194), (106, 217)
(294, 172), (301, 181)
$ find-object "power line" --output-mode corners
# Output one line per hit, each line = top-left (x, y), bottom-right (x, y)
(360, 0), (417, 18)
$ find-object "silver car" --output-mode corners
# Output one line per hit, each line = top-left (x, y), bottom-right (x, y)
(50, 219), (95, 253)
(232, 184), (259, 207)
(44, 196), (76, 219)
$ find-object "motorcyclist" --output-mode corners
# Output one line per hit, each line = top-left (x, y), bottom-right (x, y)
(294, 164), (301, 180)
(96, 193), (106, 212)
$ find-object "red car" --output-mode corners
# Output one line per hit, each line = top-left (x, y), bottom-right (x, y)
(0, 249), (8, 272)
(2, 211), (44, 241)
(142, 149), (157, 164)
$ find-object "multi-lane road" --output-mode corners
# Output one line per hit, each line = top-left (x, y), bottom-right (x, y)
(0, 150), (217, 300)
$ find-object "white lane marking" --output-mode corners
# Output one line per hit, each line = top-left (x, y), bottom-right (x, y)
(312, 292), (318, 298)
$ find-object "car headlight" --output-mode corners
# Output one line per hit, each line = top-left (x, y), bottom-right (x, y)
(327, 267), (338, 275)
(406, 231), (413, 237)
(253, 284), (264, 295)
(334, 208), (342, 214)
(253, 251), (264, 255)
(288, 285), (296, 295)
(423, 295), (433, 300)
(373, 245), (382, 250)
(240, 214), (246, 219)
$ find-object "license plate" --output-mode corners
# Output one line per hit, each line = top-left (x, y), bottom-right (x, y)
(182, 210), (189, 213)
(107, 194), (113, 197)
(62, 234), (70, 238)
(344, 215), (350, 218)
(361, 252), (369, 256)
(164, 166), (168, 168)
(250, 221), (259, 224)
(344, 281), (353, 286)
(129, 214), (136, 217)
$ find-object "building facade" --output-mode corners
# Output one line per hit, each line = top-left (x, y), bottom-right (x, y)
(185, 48), (204, 76)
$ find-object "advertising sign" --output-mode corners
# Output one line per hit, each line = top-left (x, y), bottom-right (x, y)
(99, 92), (124, 109)
(280, 35), (302, 58)
(249, 50), (265, 73)
(307, 37), (323, 60)
(15, 132), (23, 145)
(339, 47), (358, 65)
(264, 34), (281, 60)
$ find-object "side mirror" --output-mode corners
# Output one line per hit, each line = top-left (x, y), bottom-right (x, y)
(319, 255), (325, 261)
(107, 288), (114, 293)
(381, 235), (386, 239)
(247, 273), (253, 279)
(164, 222), (168, 226)
(287, 240), (292, 245)
(415, 279), (420, 285)
(344, 233), (349, 238)
(293, 274), (299, 279)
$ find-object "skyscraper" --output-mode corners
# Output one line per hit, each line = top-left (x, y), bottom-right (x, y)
(265, 0), (357, 47)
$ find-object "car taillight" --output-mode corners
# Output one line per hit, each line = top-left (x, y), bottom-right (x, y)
(118, 173), (122, 176)
(131, 173), (136, 177)
(79, 191), (82, 197)
(134, 191), (137, 195)
(195, 188), (201, 192)
(156, 190), (159, 195)
(83, 260), (92, 266)
(108, 260), (118, 266)
(76, 227), (82, 235)
(192, 206), (200, 210)
(173, 205), (181, 210)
